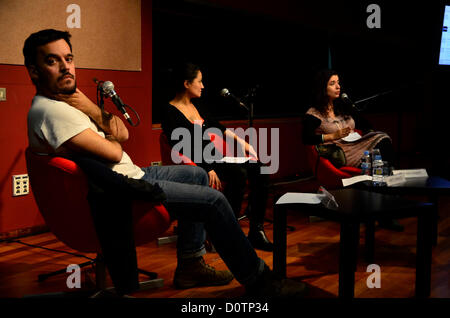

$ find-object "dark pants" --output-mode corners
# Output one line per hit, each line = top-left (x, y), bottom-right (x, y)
(213, 162), (270, 226)
(141, 165), (265, 285)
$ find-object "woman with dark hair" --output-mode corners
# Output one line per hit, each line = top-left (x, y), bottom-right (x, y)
(303, 69), (395, 167)
(161, 62), (273, 251)
(303, 69), (403, 231)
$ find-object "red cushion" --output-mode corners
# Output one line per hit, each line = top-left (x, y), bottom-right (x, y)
(305, 145), (362, 189)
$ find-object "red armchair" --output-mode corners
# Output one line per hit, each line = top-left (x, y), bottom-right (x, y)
(25, 148), (171, 294)
(305, 144), (361, 189)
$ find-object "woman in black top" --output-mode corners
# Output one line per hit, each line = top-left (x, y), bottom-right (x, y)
(161, 62), (273, 251)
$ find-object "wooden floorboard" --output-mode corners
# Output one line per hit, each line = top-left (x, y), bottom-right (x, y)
(0, 197), (449, 300)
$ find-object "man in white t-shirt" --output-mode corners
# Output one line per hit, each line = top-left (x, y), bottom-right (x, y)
(23, 29), (306, 297)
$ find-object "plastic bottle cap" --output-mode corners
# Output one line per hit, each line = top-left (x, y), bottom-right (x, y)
(364, 150), (369, 155)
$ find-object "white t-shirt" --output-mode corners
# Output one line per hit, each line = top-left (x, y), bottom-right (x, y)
(27, 95), (144, 179)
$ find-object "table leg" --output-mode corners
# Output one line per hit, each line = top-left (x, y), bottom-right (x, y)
(415, 205), (433, 298)
(339, 221), (359, 299)
(365, 221), (375, 264)
(430, 195), (439, 246)
(273, 204), (287, 278)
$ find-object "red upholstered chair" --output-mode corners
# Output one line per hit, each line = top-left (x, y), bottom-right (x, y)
(305, 145), (361, 190)
(25, 148), (171, 294)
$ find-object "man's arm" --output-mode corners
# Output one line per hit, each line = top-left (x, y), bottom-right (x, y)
(55, 88), (129, 142)
(64, 128), (123, 163)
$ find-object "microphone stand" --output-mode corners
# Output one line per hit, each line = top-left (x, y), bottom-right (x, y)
(354, 89), (394, 107)
(243, 87), (257, 128)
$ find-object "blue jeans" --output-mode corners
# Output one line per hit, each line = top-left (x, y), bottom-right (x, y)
(141, 164), (265, 285)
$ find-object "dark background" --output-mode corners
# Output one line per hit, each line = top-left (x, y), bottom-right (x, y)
(152, 0), (449, 177)
(152, 0), (444, 120)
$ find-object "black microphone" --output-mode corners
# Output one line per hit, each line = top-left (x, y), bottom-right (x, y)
(220, 88), (248, 110)
(340, 93), (358, 110)
(101, 81), (133, 124)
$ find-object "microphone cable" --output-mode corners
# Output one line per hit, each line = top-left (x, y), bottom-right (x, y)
(0, 237), (95, 262)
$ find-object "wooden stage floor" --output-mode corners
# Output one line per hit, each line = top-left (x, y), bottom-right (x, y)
(1, 196), (449, 300)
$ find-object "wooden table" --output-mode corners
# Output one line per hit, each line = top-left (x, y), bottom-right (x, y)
(355, 176), (450, 246)
(273, 188), (436, 298)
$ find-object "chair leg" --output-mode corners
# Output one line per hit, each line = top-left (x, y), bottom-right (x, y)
(38, 259), (95, 282)
(90, 258), (164, 292)
(137, 268), (164, 290)
(238, 214), (248, 221)
(35, 254), (164, 298)
(93, 256), (107, 290)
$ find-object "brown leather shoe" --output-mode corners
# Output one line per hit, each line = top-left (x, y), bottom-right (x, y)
(173, 257), (234, 289)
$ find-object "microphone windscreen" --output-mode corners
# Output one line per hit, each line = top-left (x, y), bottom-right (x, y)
(102, 81), (115, 95)
(220, 88), (230, 97)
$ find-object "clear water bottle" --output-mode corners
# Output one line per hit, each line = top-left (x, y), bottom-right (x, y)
(360, 150), (371, 175)
(372, 154), (384, 186)
(371, 149), (381, 165)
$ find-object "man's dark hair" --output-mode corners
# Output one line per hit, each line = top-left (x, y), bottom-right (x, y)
(23, 29), (72, 67)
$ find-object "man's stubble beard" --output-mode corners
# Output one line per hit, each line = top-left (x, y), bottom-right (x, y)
(59, 80), (77, 95)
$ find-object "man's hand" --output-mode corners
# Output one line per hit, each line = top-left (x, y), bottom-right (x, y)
(53, 88), (97, 116)
(54, 88), (129, 142)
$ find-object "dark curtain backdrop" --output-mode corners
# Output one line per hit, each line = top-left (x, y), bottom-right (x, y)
(152, 1), (441, 124)
(152, 1), (328, 122)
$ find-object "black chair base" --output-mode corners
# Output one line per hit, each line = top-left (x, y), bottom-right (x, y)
(36, 254), (164, 297)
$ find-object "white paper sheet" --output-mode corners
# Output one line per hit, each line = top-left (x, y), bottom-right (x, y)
(392, 169), (428, 178)
(216, 157), (250, 164)
(341, 132), (362, 142)
(276, 192), (325, 205)
(385, 174), (406, 186)
(342, 175), (373, 187)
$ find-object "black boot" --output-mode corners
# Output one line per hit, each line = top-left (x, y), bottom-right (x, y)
(245, 264), (307, 297)
(248, 223), (273, 252)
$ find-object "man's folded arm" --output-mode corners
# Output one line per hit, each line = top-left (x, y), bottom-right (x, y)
(62, 128), (123, 163)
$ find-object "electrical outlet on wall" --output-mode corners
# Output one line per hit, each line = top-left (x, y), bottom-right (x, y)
(0, 88), (6, 101)
(12, 174), (29, 197)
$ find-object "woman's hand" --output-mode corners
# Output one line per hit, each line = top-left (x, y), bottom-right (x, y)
(208, 170), (223, 191)
(238, 138), (259, 160)
(332, 127), (352, 140)
(224, 129), (259, 160)
(322, 127), (352, 143)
